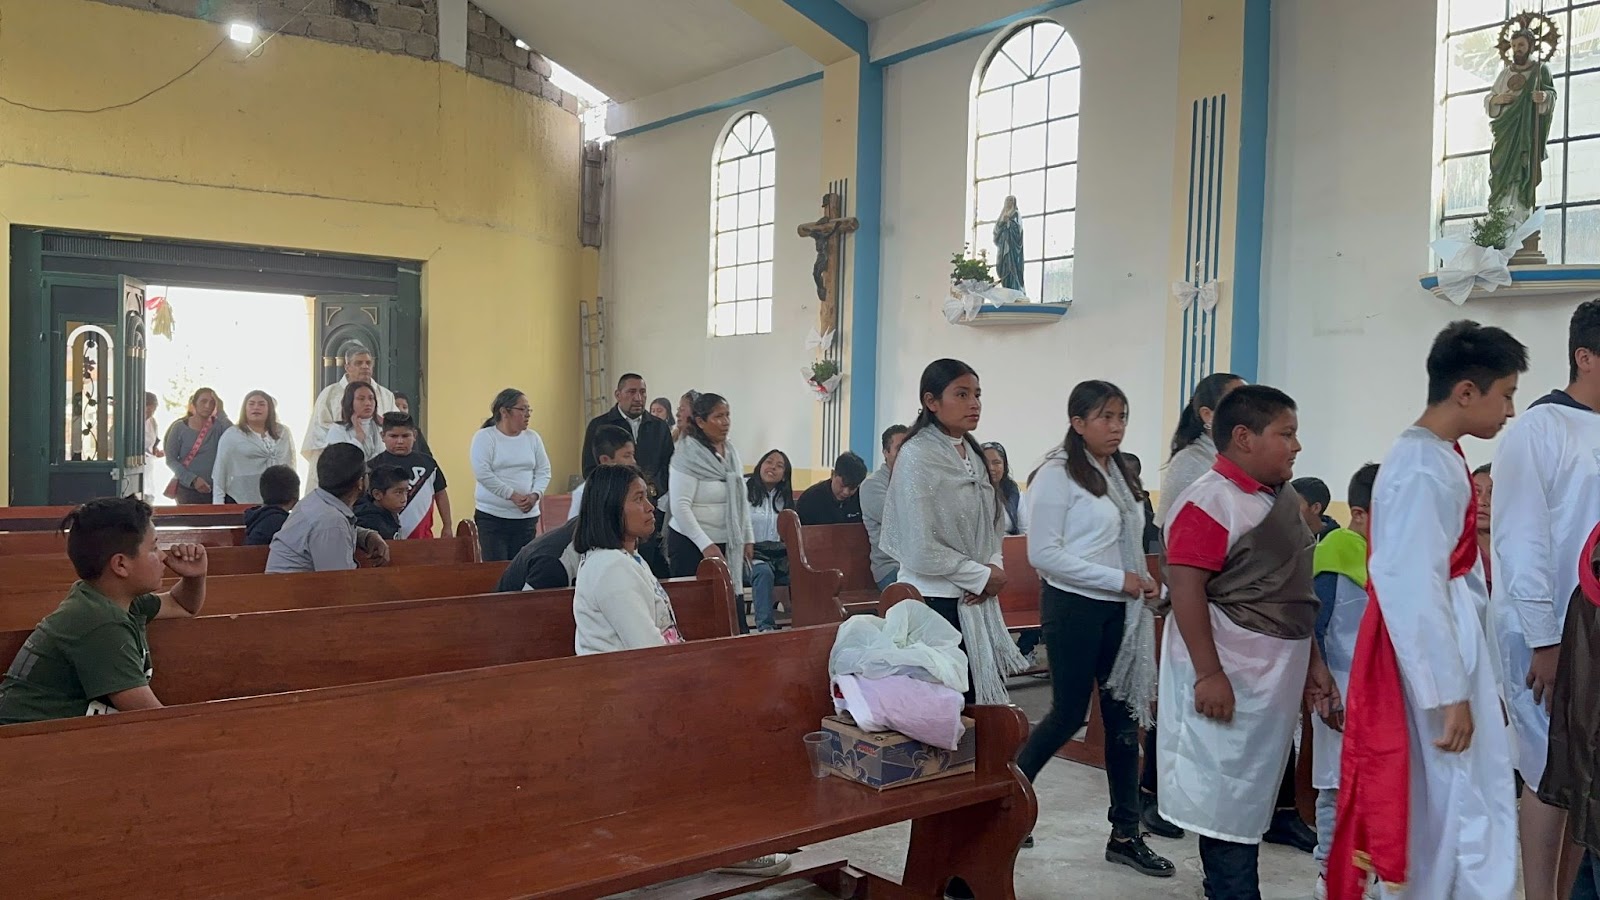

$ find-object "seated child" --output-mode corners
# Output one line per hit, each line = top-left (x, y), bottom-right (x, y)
(267, 443), (390, 573)
(243, 464), (300, 546)
(0, 497), (209, 724)
(355, 465), (411, 539)
(566, 426), (636, 521)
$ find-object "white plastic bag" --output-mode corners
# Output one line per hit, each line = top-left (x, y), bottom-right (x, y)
(829, 600), (969, 694)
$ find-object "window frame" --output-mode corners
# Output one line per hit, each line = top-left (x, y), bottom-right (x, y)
(967, 18), (1082, 305)
(1436, 0), (1600, 263)
(709, 111), (777, 338)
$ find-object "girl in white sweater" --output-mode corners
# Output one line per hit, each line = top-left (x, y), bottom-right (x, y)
(469, 388), (552, 561)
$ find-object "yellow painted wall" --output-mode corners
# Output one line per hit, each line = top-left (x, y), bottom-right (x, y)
(0, 0), (584, 507)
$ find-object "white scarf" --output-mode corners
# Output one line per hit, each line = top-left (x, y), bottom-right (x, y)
(881, 428), (1028, 704)
(1100, 453), (1159, 728)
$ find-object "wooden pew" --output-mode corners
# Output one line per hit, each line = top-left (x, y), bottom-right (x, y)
(0, 623), (1035, 899)
(0, 560), (737, 707)
(0, 560), (507, 633)
(780, 510), (881, 627)
(0, 525), (246, 555)
(0, 503), (251, 531)
(538, 493), (573, 533)
(0, 521), (482, 591)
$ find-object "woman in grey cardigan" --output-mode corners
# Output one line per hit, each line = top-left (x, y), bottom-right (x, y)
(164, 387), (230, 505)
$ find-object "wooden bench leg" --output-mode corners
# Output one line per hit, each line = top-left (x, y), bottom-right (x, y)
(897, 787), (1035, 899)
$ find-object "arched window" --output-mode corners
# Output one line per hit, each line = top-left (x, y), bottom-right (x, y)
(971, 20), (1080, 304)
(1437, 1), (1600, 262)
(711, 112), (776, 336)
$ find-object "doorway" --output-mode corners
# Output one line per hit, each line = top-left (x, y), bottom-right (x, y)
(143, 287), (315, 506)
(10, 227), (422, 506)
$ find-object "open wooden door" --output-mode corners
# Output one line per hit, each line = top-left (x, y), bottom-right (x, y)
(116, 276), (148, 499)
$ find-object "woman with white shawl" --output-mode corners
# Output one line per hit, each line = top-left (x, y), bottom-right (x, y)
(881, 359), (1028, 709)
(1013, 380), (1172, 877)
(665, 392), (754, 607)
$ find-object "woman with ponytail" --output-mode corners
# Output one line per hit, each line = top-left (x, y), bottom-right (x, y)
(469, 388), (552, 561)
(1156, 372), (1245, 525)
(1013, 381), (1174, 877)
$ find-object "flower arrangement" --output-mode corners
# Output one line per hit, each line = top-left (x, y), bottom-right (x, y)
(1469, 207), (1516, 251)
(803, 358), (842, 401)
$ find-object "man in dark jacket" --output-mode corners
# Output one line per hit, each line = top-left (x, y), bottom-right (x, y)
(581, 373), (673, 496)
(581, 373), (674, 578)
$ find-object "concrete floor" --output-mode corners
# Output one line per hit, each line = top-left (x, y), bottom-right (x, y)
(751, 677), (1321, 900)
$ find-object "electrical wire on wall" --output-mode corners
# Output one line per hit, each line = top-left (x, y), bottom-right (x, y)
(0, 0), (316, 115)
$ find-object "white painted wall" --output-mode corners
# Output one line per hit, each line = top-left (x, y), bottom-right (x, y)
(604, 82), (823, 470)
(604, 0), (1181, 478)
(876, 0), (1181, 478)
(1261, 0), (1574, 493)
(605, 0), (1572, 498)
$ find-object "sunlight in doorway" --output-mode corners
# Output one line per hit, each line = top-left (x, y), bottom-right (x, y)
(144, 287), (313, 505)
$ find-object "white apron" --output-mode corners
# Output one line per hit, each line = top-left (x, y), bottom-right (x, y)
(1157, 607), (1309, 843)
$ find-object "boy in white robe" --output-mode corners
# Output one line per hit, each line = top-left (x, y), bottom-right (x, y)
(1330, 320), (1525, 900)
(1490, 299), (1600, 900)
(1161, 384), (1337, 900)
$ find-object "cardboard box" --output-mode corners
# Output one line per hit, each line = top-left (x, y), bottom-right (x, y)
(819, 714), (976, 790)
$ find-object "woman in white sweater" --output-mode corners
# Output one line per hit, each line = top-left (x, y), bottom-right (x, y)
(665, 393), (753, 598)
(573, 465), (681, 654)
(212, 390), (296, 504)
(470, 388), (552, 561)
(1013, 380), (1172, 878)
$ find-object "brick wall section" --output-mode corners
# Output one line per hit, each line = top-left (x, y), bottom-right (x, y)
(88, 0), (578, 113)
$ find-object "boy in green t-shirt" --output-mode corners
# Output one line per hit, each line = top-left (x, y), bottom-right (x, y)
(0, 496), (209, 725)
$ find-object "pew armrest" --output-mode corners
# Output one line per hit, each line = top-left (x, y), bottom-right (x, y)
(780, 509), (846, 622)
(875, 582), (925, 617)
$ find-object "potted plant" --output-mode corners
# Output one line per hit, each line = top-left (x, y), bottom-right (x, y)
(1470, 206), (1515, 250)
(950, 249), (994, 286)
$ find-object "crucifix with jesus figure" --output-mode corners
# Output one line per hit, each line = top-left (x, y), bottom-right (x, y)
(797, 193), (859, 337)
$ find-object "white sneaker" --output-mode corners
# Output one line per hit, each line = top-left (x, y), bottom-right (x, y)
(1315, 875), (1327, 900)
(714, 854), (791, 877)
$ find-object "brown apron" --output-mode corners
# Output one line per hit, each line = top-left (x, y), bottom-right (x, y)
(1538, 522), (1600, 853)
(1203, 484), (1320, 640)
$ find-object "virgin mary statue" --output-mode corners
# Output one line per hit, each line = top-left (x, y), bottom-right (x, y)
(994, 196), (1024, 292)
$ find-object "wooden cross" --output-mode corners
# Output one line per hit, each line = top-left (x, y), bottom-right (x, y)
(796, 193), (859, 336)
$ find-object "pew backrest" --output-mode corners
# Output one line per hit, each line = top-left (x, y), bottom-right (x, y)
(0, 522), (482, 592)
(0, 560), (507, 632)
(780, 510), (878, 627)
(0, 503), (252, 532)
(0, 526), (245, 556)
(0, 621), (1029, 898)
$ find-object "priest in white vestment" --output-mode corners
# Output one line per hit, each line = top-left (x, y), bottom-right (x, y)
(1489, 306), (1600, 898)
(302, 343), (397, 473)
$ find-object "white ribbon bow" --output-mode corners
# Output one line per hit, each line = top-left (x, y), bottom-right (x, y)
(805, 327), (835, 353)
(944, 280), (1029, 324)
(1430, 207), (1546, 305)
(1171, 279), (1220, 312)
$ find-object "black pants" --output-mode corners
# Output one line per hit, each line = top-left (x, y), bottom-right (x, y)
(924, 596), (976, 705)
(475, 511), (538, 562)
(1198, 835), (1260, 900)
(1574, 850), (1600, 900)
(1016, 628), (1041, 657)
(1014, 585), (1141, 836)
(666, 528), (747, 631)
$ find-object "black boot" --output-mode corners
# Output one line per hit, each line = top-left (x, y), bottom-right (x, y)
(1140, 791), (1184, 839)
(1263, 808), (1317, 853)
(1105, 833), (1175, 878)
